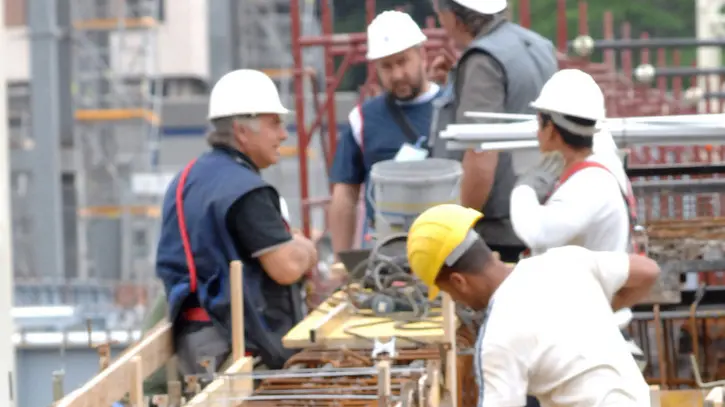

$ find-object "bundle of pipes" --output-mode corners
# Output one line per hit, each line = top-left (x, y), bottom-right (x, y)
(440, 112), (725, 152)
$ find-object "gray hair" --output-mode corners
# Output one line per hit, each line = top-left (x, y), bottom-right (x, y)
(439, 0), (497, 37)
(206, 115), (260, 147)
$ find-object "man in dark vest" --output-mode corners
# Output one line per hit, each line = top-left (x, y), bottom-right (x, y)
(156, 69), (318, 378)
(428, 0), (558, 263)
(329, 10), (443, 253)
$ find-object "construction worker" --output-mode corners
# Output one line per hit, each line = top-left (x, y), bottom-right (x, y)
(156, 70), (318, 379)
(329, 10), (441, 253)
(427, 0), (557, 262)
(511, 69), (632, 255)
(406, 204), (658, 407)
(511, 69), (647, 372)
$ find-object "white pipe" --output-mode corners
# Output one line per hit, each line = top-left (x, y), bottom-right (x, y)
(441, 114), (725, 145)
(461, 111), (725, 125)
(463, 111), (536, 121)
(478, 140), (539, 151)
(0, 1), (18, 404)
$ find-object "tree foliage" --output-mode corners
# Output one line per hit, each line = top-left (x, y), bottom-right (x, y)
(331, 0), (696, 91)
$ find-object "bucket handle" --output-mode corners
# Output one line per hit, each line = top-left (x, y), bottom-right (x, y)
(366, 176), (462, 227)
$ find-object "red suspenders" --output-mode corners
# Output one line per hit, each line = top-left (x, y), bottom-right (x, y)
(175, 159), (212, 322)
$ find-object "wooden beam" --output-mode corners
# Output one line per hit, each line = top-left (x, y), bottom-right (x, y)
(230, 260), (245, 360)
(55, 321), (174, 407)
(442, 293), (458, 407)
(184, 357), (254, 407)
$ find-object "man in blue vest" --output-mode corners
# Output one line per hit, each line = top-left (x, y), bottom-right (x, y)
(329, 10), (442, 253)
(156, 69), (318, 378)
(428, 0), (558, 263)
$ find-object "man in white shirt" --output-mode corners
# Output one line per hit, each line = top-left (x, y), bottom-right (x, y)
(510, 69), (634, 255)
(407, 204), (659, 406)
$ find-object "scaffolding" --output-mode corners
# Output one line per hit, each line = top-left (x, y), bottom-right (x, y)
(72, 0), (163, 327)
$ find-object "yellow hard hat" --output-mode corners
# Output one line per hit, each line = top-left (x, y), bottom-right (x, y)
(407, 204), (483, 300)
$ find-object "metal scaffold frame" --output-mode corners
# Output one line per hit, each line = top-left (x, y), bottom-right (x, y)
(0, 1), (19, 404)
(288, 0), (725, 239)
(288, 0), (456, 237)
(71, 0), (163, 326)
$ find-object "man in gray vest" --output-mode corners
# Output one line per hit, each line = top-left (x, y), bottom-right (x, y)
(428, 0), (557, 263)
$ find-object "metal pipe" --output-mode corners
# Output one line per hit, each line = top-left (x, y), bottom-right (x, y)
(215, 365), (426, 380)
(569, 37), (725, 50)
(0, 2), (17, 404)
(321, 0), (338, 170)
(556, 0), (567, 51)
(646, 66), (725, 77)
(298, 28), (449, 46)
(631, 178), (725, 194)
(218, 394), (385, 401)
(290, 0), (311, 237)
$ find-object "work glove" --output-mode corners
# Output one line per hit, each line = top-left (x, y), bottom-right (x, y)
(515, 151), (565, 203)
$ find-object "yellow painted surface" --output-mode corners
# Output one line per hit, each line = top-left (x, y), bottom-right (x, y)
(75, 108), (160, 125)
(73, 17), (157, 31)
(78, 205), (161, 218)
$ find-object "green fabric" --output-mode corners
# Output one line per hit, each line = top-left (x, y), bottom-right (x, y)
(142, 293), (171, 396)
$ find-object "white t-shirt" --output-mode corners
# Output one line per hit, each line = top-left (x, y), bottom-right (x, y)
(510, 153), (630, 255)
(475, 246), (650, 407)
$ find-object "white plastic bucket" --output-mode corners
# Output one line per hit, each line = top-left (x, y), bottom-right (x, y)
(368, 158), (462, 240)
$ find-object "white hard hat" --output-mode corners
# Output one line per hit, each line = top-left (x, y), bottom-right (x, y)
(366, 10), (427, 61)
(449, 0), (508, 14)
(530, 69), (606, 133)
(208, 69), (291, 120)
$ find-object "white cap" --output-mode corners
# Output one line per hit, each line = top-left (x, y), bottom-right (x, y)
(366, 10), (427, 61)
(208, 69), (291, 120)
(449, 0), (508, 14)
(530, 69), (606, 136)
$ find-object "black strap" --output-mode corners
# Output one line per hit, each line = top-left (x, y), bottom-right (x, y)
(385, 93), (423, 145)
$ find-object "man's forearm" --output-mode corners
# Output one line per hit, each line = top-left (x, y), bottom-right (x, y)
(460, 150), (497, 210)
(611, 286), (652, 311)
(289, 234), (318, 272)
(612, 255), (661, 310)
(329, 199), (358, 254)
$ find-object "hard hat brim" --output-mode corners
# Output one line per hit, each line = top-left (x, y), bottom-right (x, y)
(207, 107), (293, 121)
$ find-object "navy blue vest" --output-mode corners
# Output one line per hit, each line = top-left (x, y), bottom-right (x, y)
(358, 93), (440, 222)
(156, 148), (299, 368)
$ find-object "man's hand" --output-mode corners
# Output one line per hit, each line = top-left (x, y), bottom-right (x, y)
(428, 48), (459, 84)
(292, 231), (319, 269)
(515, 151), (565, 203)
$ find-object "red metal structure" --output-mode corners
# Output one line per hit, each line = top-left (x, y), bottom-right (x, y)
(289, 0), (725, 237)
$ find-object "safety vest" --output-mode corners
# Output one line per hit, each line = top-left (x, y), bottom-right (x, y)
(156, 148), (302, 369)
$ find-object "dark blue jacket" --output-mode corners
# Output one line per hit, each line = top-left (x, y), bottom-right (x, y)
(330, 88), (442, 223)
(156, 148), (299, 368)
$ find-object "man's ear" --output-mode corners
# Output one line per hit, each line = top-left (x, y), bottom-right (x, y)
(449, 272), (468, 292)
(231, 120), (246, 147)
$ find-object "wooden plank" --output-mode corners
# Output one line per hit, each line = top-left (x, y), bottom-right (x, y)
(230, 260), (246, 360)
(184, 357), (254, 407)
(283, 291), (458, 349)
(308, 302), (351, 344)
(55, 321), (174, 407)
